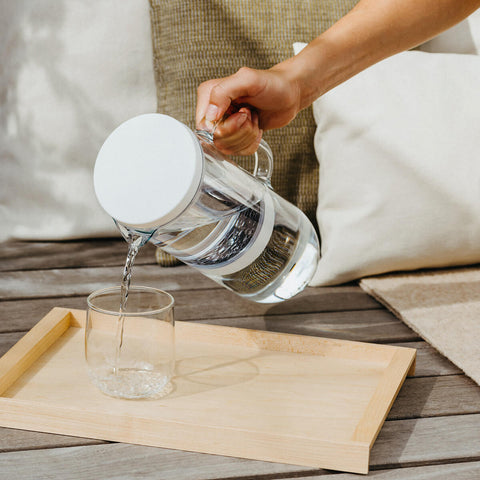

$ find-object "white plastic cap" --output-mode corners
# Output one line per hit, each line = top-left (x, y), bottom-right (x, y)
(94, 114), (203, 229)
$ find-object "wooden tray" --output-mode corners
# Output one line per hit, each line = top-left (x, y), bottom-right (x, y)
(0, 308), (415, 474)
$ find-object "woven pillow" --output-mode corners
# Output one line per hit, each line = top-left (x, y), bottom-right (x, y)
(149, 0), (358, 224)
(149, 0), (358, 267)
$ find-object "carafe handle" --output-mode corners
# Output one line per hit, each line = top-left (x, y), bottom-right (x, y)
(253, 139), (273, 187)
(196, 129), (274, 187)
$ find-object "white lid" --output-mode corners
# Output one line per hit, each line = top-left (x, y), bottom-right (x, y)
(94, 114), (203, 229)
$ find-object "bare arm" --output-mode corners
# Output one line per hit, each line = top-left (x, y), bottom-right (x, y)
(196, 0), (480, 155)
(286, 0), (480, 108)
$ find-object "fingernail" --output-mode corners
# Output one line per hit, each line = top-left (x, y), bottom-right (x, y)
(236, 112), (248, 128)
(205, 104), (219, 122)
(239, 107), (251, 122)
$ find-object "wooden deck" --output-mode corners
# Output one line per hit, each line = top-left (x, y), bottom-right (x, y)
(1, 239), (479, 479)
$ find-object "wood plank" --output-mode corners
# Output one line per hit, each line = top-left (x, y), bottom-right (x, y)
(201, 309), (418, 343)
(0, 297), (90, 333)
(0, 415), (479, 479)
(389, 375), (480, 419)
(371, 414), (480, 468)
(0, 288), (383, 331)
(391, 341), (462, 377)
(0, 239), (156, 271)
(293, 461), (480, 479)
(0, 443), (310, 479)
(0, 332), (25, 356)
(0, 428), (104, 453)
(0, 266), (380, 312)
(0, 265), (217, 299)
(0, 298), (409, 346)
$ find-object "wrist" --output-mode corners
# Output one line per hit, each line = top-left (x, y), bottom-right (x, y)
(271, 36), (350, 113)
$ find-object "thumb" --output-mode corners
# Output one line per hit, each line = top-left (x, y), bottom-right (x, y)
(206, 67), (263, 123)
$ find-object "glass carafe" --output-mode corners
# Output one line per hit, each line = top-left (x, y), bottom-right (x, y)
(94, 114), (319, 303)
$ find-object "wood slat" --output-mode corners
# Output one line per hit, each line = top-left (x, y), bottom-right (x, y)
(0, 443), (308, 479)
(0, 297), (89, 333)
(388, 375), (480, 419)
(0, 415), (479, 479)
(0, 288), (382, 331)
(200, 309), (417, 343)
(0, 428), (104, 453)
(0, 265), (217, 299)
(371, 414), (480, 468)
(0, 239), (156, 271)
(0, 332), (25, 356)
(0, 266), (380, 312)
(0, 301), (410, 348)
(391, 341), (461, 377)
(293, 461), (480, 479)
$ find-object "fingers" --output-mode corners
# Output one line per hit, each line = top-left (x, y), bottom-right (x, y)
(196, 78), (220, 130)
(213, 108), (263, 156)
(196, 68), (267, 155)
(208, 68), (263, 120)
(196, 67), (265, 130)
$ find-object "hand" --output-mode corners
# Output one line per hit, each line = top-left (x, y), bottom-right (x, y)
(196, 66), (301, 155)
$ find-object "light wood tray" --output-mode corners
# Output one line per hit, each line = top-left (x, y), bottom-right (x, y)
(0, 308), (415, 474)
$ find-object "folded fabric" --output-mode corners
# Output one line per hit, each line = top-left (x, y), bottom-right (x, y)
(360, 267), (480, 386)
(301, 49), (480, 285)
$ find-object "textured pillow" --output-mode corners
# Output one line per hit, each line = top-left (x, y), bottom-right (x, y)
(149, 0), (359, 225)
(0, 1), (156, 241)
(306, 50), (480, 286)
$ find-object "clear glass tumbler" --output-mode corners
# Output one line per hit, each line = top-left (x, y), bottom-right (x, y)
(86, 286), (175, 399)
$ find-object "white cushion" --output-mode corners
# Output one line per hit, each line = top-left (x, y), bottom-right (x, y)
(419, 9), (480, 54)
(0, 1), (156, 240)
(305, 50), (480, 285)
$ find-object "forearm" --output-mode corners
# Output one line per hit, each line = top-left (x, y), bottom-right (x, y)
(277, 0), (480, 109)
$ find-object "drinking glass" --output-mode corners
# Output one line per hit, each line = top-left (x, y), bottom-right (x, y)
(86, 286), (175, 399)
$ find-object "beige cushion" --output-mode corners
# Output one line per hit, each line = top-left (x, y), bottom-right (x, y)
(149, 0), (359, 224)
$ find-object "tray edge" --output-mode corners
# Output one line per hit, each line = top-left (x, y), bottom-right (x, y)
(0, 307), (73, 395)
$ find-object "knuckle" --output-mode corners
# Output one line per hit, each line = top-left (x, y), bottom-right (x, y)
(198, 78), (219, 95)
(197, 80), (210, 92)
(236, 66), (255, 80)
(210, 82), (229, 100)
